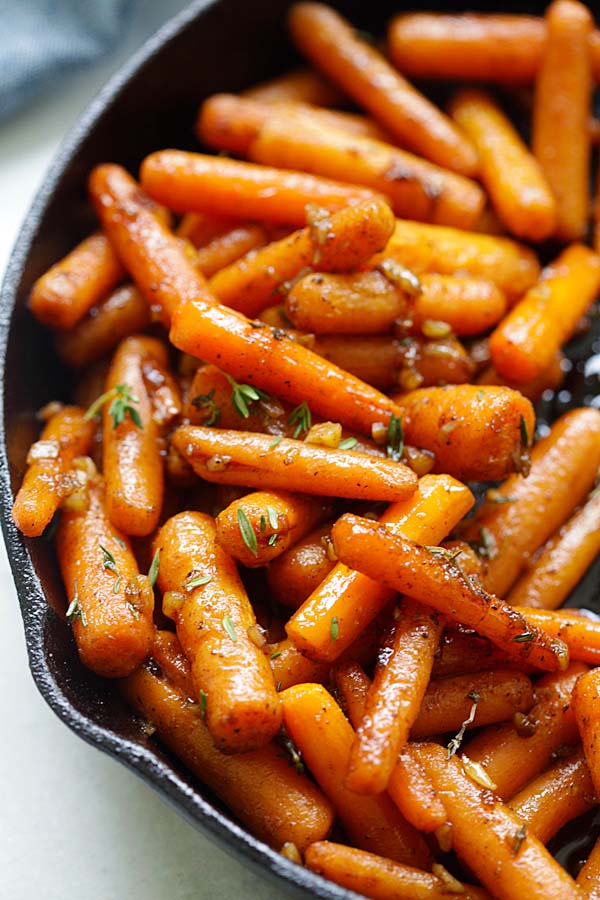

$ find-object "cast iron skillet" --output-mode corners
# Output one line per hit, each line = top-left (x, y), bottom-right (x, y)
(1, 0), (599, 896)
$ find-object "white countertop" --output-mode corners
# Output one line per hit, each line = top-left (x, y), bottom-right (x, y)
(0, 8), (284, 899)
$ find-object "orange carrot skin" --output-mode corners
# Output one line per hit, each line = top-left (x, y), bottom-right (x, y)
(243, 66), (344, 106)
(573, 668), (600, 798)
(514, 609), (600, 667)
(29, 231), (125, 330)
(449, 89), (556, 242)
(393, 385), (535, 482)
(155, 511), (281, 753)
(289, 3), (478, 177)
(150, 629), (195, 697)
(489, 244), (600, 384)
(120, 666), (333, 851)
(416, 743), (582, 900)
(170, 299), (403, 435)
(56, 476), (154, 678)
(476, 352), (565, 404)
(461, 407), (600, 597)
(305, 842), (490, 900)
(12, 405), (95, 538)
(465, 663), (587, 799)
(347, 600), (443, 795)
(577, 833), (600, 898)
(176, 210), (241, 248)
(141, 150), (381, 227)
(411, 274), (507, 336)
(195, 223), (269, 278)
(266, 638), (330, 691)
(266, 521), (335, 608)
(215, 490), (331, 568)
(331, 514), (569, 673)
(431, 628), (525, 679)
(508, 748), (596, 844)
(102, 336), (165, 537)
(88, 164), (213, 327)
(533, 0), (593, 242)
(173, 426), (417, 502)
(280, 683), (431, 867)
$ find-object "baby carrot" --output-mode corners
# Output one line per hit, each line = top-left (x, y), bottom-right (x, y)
(533, 0), (593, 241)
(573, 668), (600, 798)
(12, 405), (95, 537)
(56, 472), (154, 678)
(280, 682), (431, 867)
(449, 89), (556, 242)
(195, 223), (269, 278)
(150, 629), (195, 697)
(243, 66), (344, 106)
(577, 835), (600, 898)
(29, 231), (125, 330)
(288, 3), (478, 176)
(141, 150), (381, 227)
(431, 628), (523, 679)
(120, 666), (334, 851)
(155, 511), (281, 753)
(266, 521), (336, 609)
(489, 244), (600, 384)
(409, 274), (507, 336)
(286, 474), (474, 662)
(513, 609), (600, 667)
(265, 637), (329, 691)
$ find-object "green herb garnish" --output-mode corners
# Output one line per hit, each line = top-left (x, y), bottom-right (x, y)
(520, 415), (529, 448)
(148, 548), (160, 587)
(267, 506), (279, 530)
(330, 616), (339, 642)
(237, 508), (258, 556)
(288, 401), (312, 438)
(512, 824), (527, 856)
(66, 579), (87, 626)
(512, 632), (535, 643)
(270, 651), (282, 660)
(424, 546), (463, 564)
(269, 436), (283, 449)
(85, 383), (143, 429)
(225, 375), (269, 418)
(386, 414), (404, 461)
(100, 543), (121, 592)
(338, 437), (358, 450)
(185, 574), (212, 591)
(191, 389), (221, 426)
(199, 690), (208, 719)
(447, 690), (480, 758)
(222, 613), (237, 642)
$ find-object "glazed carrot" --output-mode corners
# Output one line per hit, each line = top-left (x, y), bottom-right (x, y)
(289, 3), (478, 177)
(508, 748), (596, 844)
(573, 668), (600, 797)
(368, 220), (540, 304)
(266, 522), (335, 609)
(286, 474), (474, 662)
(100, 336), (166, 536)
(489, 244), (600, 384)
(476, 352), (565, 404)
(432, 628), (533, 680)
(141, 150), (381, 227)
(305, 842), (490, 900)
(415, 742), (582, 900)
(577, 835), (600, 898)
(150, 629), (195, 697)
(512, 610), (600, 667)
(449, 89), (556, 242)
(215, 490), (331, 568)
(507, 486), (600, 610)
(88, 164), (213, 327)
(172, 426), (417, 501)
(208, 198), (395, 317)
(176, 210), (241, 248)
(532, 0), (593, 242)
(155, 511), (281, 752)
(56, 473), (154, 678)
(195, 223), (269, 278)
(265, 638), (329, 691)
(331, 514), (569, 673)
(184, 364), (289, 433)
(243, 66), (344, 106)
(12, 405), (95, 537)
(346, 599), (444, 795)
(465, 663), (587, 798)
(54, 284), (152, 369)
(409, 274), (507, 336)
(29, 231), (125, 330)
(280, 683), (431, 867)
(392, 385), (535, 482)
(120, 666), (333, 851)
(170, 299), (403, 436)
(461, 407), (600, 597)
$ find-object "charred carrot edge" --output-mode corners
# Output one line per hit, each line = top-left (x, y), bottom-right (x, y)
(288, 3), (478, 176)
(280, 682), (431, 867)
(415, 742), (582, 900)
(532, 0), (593, 242)
(460, 407), (600, 597)
(465, 663), (587, 799)
(120, 666), (333, 851)
(508, 748), (596, 844)
(12, 405), (95, 538)
(286, 474), (474, 662)
(195, 223), (269, 278)
(573, 668), (600, 798)
(154, 510), (281, 753)
(266, 521), (336, 609)
(577, 832), (600, 898)
(242, 66), (345, 106)
(56, 472), (154, 678)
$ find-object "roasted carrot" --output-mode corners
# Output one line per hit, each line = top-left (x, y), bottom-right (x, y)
(265, 637), (329, 691)
(184, 364), (289, 433)
(489, 244), (600, 384)
(513, 609), (600, 667)
(208, 198), (395, 317)
(215, 490), (331, 568)
(12, 405), (95, 537)
(286, 474), (474, 662)
(266, 521), (336, 609)
(29, 231), (125, 330)
(141, 150), (381, 227)
(331, 513), (569, 673)
(176, 210), (240, 248)
(573, 668), (600, 798)
(289, 3), (478, 177)
(150, 629), (195, 697)
(476, 352), (565, 404)
(243, 66), (344, 106)
(577, 834), (600, 898)
(461, 407), (600, 597)
(465, 663), (587, 799)
(88, 164), (213, 327)
(431, 628), (524, 679)
(56, 472), (154, 678)
(449, 89), (556, 242)
(120, 666), (333, 851)
(415, 742), (582, 900)
(195, 223), (269, 278)
(392, 385), (535, 482)
(172, 426), (417, 501)
(408, 274), (507, 336)
(280, 682), (431, 867)
(533, 0), (593, 242)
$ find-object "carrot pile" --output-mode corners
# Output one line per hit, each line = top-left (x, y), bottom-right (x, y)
(12, 2), (600, 898)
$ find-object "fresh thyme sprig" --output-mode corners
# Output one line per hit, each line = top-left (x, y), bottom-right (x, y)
(85, 383), (143, 430)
